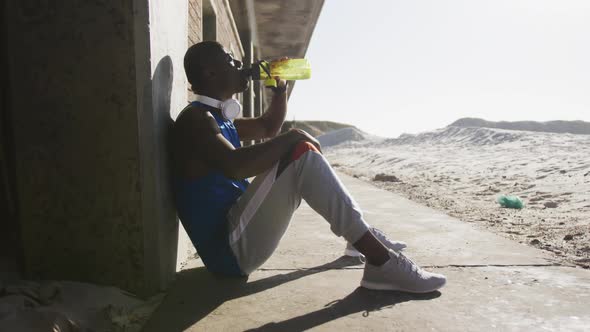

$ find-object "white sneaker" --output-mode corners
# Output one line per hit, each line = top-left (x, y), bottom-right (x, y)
(344, 227), (407, 257)
(361, 249), (446, 293)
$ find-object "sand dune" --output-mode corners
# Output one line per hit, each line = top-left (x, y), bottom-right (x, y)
(450, 117), (590, 135)
(390, 126), (524, 146)
(326, 124), (590, 268)
(317, 127), (372, 148)
(280, 120), (356, 137)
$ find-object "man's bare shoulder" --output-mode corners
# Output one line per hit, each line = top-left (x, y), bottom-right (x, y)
(175, 104), (220, 134)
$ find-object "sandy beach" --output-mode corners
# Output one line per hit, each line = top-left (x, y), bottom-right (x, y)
(322, 125), (590, 268)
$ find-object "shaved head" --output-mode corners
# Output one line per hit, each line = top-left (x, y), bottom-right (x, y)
(184, 41), (225, 92)
(184, 41), (249, 98)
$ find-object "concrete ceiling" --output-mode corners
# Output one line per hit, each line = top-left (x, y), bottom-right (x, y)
(229, 0), (325, 60)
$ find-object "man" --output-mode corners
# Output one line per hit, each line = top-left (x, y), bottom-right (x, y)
(171, 41), (446, 293)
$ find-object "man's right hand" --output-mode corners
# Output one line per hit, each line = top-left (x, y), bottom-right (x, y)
(288, 128), (322, 153)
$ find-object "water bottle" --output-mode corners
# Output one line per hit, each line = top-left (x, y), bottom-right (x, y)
(245, 59), (311, 87)
(497, 195), (524, 209)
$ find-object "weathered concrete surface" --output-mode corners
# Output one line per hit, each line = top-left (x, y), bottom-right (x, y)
(5, 0), (145, 293)
(4, 0), (189, 296)
(262, 176), (559, 270)
(142, 173), (590, 331)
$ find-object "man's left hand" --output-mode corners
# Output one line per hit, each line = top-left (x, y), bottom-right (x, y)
(271, 57), (289, 94)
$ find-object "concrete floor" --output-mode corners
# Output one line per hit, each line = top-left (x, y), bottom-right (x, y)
(142, 174), (590, 331)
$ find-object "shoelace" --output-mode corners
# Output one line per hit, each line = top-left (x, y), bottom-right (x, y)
(395, 252), (420, 276)
(371, 227), (392, 245)
(359, 228), (398, 265)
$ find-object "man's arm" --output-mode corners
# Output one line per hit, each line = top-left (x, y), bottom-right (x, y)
(183, 108), (318, 180)
(234, 79), (287, 140)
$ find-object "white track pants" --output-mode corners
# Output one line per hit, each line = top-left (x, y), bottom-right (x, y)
(226, 151), (370, 275)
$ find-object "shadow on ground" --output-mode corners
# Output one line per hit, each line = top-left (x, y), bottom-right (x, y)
(142, 256), (440, 331)
(247, 287), (439, 331)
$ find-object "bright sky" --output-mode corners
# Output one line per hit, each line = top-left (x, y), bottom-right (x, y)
(288, 0), (590, 138)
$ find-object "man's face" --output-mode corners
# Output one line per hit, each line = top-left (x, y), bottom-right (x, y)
(213, 48), (250, 94)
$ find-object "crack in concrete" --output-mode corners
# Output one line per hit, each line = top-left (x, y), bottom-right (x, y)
(425, 263), (574, 268)
(257, 263), (576, 272)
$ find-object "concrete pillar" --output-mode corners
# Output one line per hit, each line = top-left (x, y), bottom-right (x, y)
(0, 0), (23, 277)
(3, 0), (189, 296)
(241, 30), (254, 145)
(253, 46), (262, 119)
(134, 0), (191, 295)
(242, 32), (254, 119)
(254, 80), (262, 118)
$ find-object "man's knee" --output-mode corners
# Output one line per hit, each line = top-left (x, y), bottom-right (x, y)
(291, 141), (320, 161)
(277, 141), (321, 178)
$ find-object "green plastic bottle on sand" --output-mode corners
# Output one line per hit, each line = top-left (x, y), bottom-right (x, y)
(248, 59), (311, 87)
(497, 195), (524, 209)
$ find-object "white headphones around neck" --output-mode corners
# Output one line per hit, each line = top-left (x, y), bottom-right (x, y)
(194, 94), (242, 121)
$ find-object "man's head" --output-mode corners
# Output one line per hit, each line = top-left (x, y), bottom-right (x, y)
(184, 41), (249, 99)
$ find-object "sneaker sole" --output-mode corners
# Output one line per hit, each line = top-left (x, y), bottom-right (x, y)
(344, 245), (407, 258)
(360, 279), (446, 293)
(344, 248), (365, 257)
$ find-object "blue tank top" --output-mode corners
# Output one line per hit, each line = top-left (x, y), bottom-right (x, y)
(174, 102), (249, 275)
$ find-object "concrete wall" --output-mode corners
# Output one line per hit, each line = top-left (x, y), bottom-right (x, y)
(188, 0), (203, 46)
(5, 0), (145, 292)
(188, 0), (242, 56)
(135, 0), (192, 289)
(214, 0), (244, 58)
(0, 0), (22, 277)
(3, 0), (190, 296)
(3, 0), (253, 295)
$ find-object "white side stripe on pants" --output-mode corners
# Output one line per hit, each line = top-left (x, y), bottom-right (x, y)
(228, 163), (279, 245)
